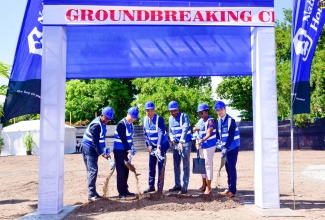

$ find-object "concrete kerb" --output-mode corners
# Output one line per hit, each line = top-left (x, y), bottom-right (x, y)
(241, 199), (304, 217)
(19, 205), (78, 220)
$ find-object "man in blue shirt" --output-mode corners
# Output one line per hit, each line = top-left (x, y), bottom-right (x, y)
(168, 101), (192, 194)
(81, 106), (114, 202)
(113, 107), (139, 199)
(215, 101), (240, 198)
(142, 101), (170, 193)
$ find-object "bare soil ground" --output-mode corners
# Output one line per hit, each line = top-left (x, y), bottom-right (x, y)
(0, 150), (324, 220)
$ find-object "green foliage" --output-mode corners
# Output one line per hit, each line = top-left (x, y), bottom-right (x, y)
(175, 77), (211, 88)
(2, 114), (40, 127)
(0, 62), (10, 79)
(23, 132), (34, 152)
(0, 133), (4, 153)
(216, 76), (253, 121)
(276, 60), (291, 120)
(65, 79), (137, 125)
(0, 102), (3, 118)
(0, 62), (10, 96)
(131, 77), (217, 126)
(275, 9), (292, 64)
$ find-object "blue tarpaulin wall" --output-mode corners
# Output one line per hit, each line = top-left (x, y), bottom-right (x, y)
(43, 0), (274, 79)
(67, 26), (251, 78)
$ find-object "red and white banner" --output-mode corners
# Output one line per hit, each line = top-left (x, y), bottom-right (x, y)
(43, 5), (274, 26)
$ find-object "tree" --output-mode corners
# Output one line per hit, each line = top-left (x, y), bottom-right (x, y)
(65, 79), (137, 125)
(131, 77), (216, 126)
(0, 62), (10, 96)
(275, 9), (292, 120)
(216, 76), (253, 121)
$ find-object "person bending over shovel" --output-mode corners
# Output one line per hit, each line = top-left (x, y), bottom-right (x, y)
(215, 101), (240, 198)
(113, 107), (139, 199)
(81, 106), (114, 202)
(142, 101), (170, 194)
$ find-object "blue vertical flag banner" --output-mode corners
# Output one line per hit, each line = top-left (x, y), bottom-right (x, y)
(1, 0), (43, 123)
(292, 0), (325, 114)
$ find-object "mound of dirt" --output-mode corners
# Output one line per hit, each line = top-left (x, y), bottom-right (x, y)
(72, 193), (240, 215)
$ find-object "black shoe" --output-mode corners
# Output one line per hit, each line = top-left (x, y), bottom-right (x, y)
(143, 187), (155, 193)
(125, 191), (135, 196)
(179, 188), (187, 194)
(119, 194), (127, 199)
(88, 195), (102, 202)
(168, 186), (181, 192)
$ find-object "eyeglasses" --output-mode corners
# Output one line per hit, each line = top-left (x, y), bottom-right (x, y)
(199, 111), (204, 115)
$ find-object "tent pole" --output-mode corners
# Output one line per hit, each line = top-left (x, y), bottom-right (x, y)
(290, 109), (295, 210)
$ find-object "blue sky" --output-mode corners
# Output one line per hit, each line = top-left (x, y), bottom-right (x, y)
(0, 0), (292, 86)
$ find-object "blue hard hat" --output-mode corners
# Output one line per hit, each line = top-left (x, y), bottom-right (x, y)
(168, 101), (179, 110)
(144, 101), (155, 110)
(197, 103), (209, 112)
(128, 107), (139, 119)
(214, 101), (226, 110)
(102, 106), (114, 120)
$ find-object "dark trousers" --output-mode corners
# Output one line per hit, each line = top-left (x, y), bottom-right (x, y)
(114, 149), (129, 195)
(225, 147), (239, 194)
(82, 145), (99, 197)
(148, 143), (169, 192)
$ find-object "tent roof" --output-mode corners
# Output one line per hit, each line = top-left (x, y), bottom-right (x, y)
(43, 0), (274, 7)
(3, 120), (76, 132)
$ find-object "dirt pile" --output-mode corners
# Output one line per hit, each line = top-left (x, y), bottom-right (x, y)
(71, 193), (240, 215)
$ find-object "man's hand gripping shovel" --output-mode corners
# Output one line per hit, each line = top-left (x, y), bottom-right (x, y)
(103, 148), (115, 197)
(124, 146), (140, 176)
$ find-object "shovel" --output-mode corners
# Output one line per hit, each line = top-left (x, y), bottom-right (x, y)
(217, 141), (226, 177)
(108, 158), (116, 174)
(215, 151), (226, 189)
(218, 156), (226, 177)
(124, 155), (140, 176)
(103, 157), (116, 197)
(157, 154), (167, 193)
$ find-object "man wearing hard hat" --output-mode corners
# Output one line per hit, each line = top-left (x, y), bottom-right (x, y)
(167, 101), (193, 194)
(142, 101), (170, 194)
(214, 101), (240, 198)
(113, 107), (139, 199)
(81, 106), (114, 202)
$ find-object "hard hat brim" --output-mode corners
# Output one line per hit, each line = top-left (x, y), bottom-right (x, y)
(197, 109), (208, 112)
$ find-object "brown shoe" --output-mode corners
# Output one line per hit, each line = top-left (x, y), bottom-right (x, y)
(197, 186), (206, 192)
(219, 189), (229, 196)
(227, 192), (235, 198)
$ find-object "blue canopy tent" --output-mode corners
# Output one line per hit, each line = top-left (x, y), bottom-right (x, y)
(39, 0), (279, 214)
